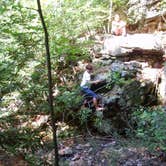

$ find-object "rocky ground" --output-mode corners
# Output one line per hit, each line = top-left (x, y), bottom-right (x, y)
(58, 136), (166, 166)
(1, 133), (166, 166)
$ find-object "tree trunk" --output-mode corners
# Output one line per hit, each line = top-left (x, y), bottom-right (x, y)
(107, 0), (112, 33)
(36, 0), (59, 165)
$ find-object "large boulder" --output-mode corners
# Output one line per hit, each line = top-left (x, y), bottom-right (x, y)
(103, 34), (164, 56)
(92, 61), (158, 112)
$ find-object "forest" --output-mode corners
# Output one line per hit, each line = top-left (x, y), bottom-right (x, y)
(0, 0), (166, 165)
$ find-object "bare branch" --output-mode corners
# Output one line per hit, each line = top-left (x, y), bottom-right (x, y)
(24, 7), (38, 12)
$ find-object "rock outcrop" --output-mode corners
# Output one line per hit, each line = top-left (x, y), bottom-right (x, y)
(102, 34), (164, 59)
(92, 61), (158, 111)
(127, 0), (166, 32)
(90, 33), (166, 109)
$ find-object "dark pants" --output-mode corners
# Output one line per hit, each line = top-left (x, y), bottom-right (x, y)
(81, 87), (98, 98)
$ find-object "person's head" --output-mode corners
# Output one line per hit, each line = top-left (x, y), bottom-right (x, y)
(114, 14), (120, 21)
(86, 64), (93, 73)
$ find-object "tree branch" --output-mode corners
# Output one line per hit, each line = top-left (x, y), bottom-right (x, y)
(24, 7), (38, 12)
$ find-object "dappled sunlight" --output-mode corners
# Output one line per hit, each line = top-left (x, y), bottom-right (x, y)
(0, 92), (23, 118)
(159, 64), (166, 105)
(121, 34), (162, 49)
(138, 64), (166, 105)
(0, 0), (166, 165)
(141, 67), (160, 82)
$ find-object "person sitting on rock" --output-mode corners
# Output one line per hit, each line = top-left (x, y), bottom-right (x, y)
(80, 64), (104, 111)
(111, 14), (126, 36)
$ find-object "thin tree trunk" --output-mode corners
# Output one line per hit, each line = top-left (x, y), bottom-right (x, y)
(107, 0), (112, 33)
(36, 0), (59, 165)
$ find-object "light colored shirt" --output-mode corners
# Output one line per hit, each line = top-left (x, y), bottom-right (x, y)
(111, 20), (126, 32)
(80, 70), (90, 87)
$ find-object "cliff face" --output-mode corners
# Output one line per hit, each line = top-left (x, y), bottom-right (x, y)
(92, 0), (166, 106)
(91, 32), (166, 106)
(127, 0), (166, 33)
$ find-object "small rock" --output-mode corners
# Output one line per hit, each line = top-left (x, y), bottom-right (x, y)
(71, 154), (81, 161)
(59, 147), (73, 156)
(102, 141), (116, 147)
(88, 148), (93, 153)
(76, 143), (90, 150)
(69, 158), (84, 166)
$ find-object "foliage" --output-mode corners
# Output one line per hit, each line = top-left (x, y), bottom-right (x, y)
(47, 0), (109, 39)
(55, 87), (82, 112)
(78, 108), (92, 125)
(0, 127), (44, 153)
(57, 122), (76, 139)
(106, 71), (131, 89)
(160, 0), (166, 13)
(0, 0), (130, 113)
(94, 117), (114, 135)
(112, 0), (129, 15)
(130, 106), (166, 152)
(0, 1), (44, 112)
(25, 154), (45, 166)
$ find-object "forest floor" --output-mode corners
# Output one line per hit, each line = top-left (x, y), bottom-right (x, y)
(1, 134), (166, 166)
(58, 135), (166, 166)
(0, 113), (166, 166)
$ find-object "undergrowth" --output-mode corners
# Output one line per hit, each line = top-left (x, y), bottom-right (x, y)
(128, 106), (166, 152)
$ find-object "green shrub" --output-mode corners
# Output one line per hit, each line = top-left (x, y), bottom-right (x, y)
(55, 88), (82, 112)
(106, 71), (132, 89)
(131, 106), (166, 151)
(0, 127), (43, 154)
(78, 108), (92, 125)
(94, 117), (114, 135)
